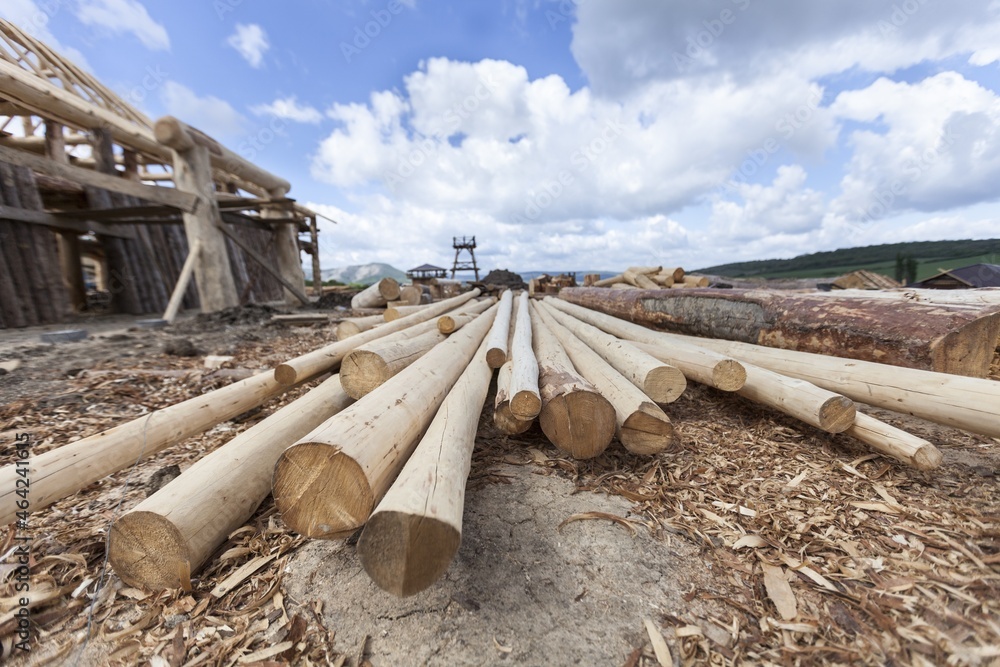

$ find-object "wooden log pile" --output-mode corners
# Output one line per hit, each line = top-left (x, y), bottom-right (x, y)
(584, 265), (712, 291)
(12, 282), (997, 603)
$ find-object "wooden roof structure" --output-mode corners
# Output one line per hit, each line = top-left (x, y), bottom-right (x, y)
(911, 263), (1000, 289)
(0, 18), (325, 327)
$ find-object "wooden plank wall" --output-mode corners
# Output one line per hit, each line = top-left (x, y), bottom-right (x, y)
(0, 158), (292, 329)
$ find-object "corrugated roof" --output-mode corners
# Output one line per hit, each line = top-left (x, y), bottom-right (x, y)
(914, 264), (1000, 288)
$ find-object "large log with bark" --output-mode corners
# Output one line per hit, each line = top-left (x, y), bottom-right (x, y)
(558, 287), (1000, 377)
(272, 304), (498, 539)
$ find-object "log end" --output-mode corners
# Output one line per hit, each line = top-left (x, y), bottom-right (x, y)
(109, 511), (192, 590)
(642, 365), (687, 404)
(818, 396), (857, 434)
(340, 350), (389, 400)
(274, 364), (299, 386)
(933, 312), (1000, 377)
(378, 278), (402, 302)
(438, 316), (457, 335)
(494, 401), (534, 435)
(539, 391), (616, 459)
(510, 390), (542, 421)
(384, 309), (402, 322)
(336, 322), (362, 340)
(273, 443), (374, 539)
(357, 510), (461, 597)
(620, 403), (678, 455)
(486, 347), (507, 369)
(913, 443), (944, 471)
(712, 359), (747, 392)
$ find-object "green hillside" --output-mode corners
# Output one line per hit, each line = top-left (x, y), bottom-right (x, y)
(697, 239), (1000, 281)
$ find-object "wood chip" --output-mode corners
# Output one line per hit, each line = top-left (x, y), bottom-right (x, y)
(211, 553), (279, 598)
(643, 618), (673, 667)
(761, 564), (798, 620)
(237, 641), (293, 663)
(558, 512), (638, 536)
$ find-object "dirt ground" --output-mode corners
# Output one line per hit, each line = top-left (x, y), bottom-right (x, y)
(0, 307), (998, 666)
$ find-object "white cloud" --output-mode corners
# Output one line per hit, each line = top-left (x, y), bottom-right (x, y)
(160, 81), (248, 141)
(712, 165), (826, 240)
(0, 0), (91, 69)
(251, 96), (323, 123)
(75, 0), (170, 51)
(227, 23), (269, 68)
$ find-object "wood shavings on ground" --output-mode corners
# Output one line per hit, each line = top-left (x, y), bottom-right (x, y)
(0, 317), (997, 666)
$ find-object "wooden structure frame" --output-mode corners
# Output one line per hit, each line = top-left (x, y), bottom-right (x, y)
(0, 18), (319, 327)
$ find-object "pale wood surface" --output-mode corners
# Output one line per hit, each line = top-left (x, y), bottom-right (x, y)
(509, 292), (541, 420)
(485, 290), (515, 368)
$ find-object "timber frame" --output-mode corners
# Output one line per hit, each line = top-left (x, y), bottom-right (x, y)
(0, 18), (325, 327)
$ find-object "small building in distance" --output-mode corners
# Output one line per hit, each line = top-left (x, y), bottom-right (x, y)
(910, 263), (1000, 289)
(407, 264), (449, 281)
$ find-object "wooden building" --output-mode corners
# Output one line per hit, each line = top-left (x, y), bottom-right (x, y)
(0, 19), (322, 328)
(911, 264), (1000, 290)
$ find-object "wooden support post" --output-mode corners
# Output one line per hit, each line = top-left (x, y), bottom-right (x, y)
(357, 336), (494, 596)
(109, 375), (354, 590)
(530, 302), (616, 459)
(272, 304), (498, 539)
(535, 303), (678, 456)
(162, 139), (239, 313)
(485, 290), (514, 368)
(44, 121), (86, 313)
(509, 292), (541, 420)
(310, 216), (323, 297)
(263, 201), (308, 307)
(162, 240), (202, 324)
(542, 304), (686, 404)
(275, 290), (481, 385)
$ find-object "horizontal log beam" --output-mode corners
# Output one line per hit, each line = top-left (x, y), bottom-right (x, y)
(0, 204), (135, 238)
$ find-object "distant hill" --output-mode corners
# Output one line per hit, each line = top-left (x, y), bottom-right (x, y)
(314, 263), (407, 286)
(697, 239), (1000, 281)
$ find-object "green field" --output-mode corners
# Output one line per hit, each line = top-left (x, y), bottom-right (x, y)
(698, 240), (1000, 281)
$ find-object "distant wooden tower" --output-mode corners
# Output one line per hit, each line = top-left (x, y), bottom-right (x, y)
(451, 236), (480, 281)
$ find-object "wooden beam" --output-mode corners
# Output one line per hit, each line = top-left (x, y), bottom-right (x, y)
(485, 290), (514, 368)
(216, 222), (310, 306)
(162, 240), (202, 324)
(509, 292), (541, 420)
(0, 144), (198, 212)
(0, 204), (135, 238)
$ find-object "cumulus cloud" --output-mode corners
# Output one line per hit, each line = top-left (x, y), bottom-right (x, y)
(712, 165), (826, 240)
(251, 96), (323, 123)
(160, 81), (248, 141)
(75, 0), (169, 51)
(227, 23), (269, 68)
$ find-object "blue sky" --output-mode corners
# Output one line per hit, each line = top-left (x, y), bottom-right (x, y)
(3, 0), (1000, 273)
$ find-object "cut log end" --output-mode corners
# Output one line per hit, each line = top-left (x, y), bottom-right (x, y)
(438, 316), (458, 334)
(340, 350), (389, 400)
(274, 364), (298, 386)
(384, 309), (402, 322)
(539, 391), (616, 459)
(358, 511), (461, 597)
(336, 322), (363, 339)
(819, 397), (857, 433)
(642, 366), (687, 404)
(379, 279), (402, 302)
(510, 391), (542, 421)
(486, 348), (507, 369)
(494, 402), (534, 434)
(620, 404), (678, 455)
(109, 511), (191, 590)
(913, 444), (944, 471)
(712, 359), (748, 392)
(273, 444), (374, 539)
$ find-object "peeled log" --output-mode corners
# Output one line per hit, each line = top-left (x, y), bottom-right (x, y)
(109, 375), (354, 590)
(545, 299), (746, 392)
(275, 290), (480, 385)
(272, 305), (498, 539)
(438, 313), (478, 335)
(644, 329), (1000, 439)
(529, 302), (616, 459)
(351, 278), (402, 309)
(509, 292), (541, 420)
(0, 371), (298, 526)
(336, 315), (384, 339)
(846, 413), (943, 470)
(385, 303), (432, 322)
(558, 287), (1000, 377)
(341, 300), (493, 399)
(737, 363), (856, 433)
(399, 285), (424, 306)
(494, 361), (533, 435)
(357, 336), (494, 596)
(485, 290), (515, 368)
(541, 303), (686, 404)
(535, 305), (677, 455)
(624, 269), (658, 290)
(594, 274), (625, 287)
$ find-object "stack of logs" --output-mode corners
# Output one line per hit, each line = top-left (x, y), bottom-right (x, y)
(584, 265), (710, 290)
(2, 286), (998, 603)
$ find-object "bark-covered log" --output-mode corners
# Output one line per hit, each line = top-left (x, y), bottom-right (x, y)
(559, 287), (1000, 377)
